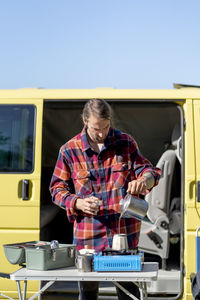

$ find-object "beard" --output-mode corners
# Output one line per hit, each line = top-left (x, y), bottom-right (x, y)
(95, 136), (105, 143)
(86, 127), (107, 144)
(89, 133), (105, 144)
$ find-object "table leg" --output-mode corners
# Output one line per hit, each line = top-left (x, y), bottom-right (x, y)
(23, 280), (27, 300)
(112, 282), (139, 300)
(38, 281), (42, 300)
(28, 280), (55, 300)
(16, 281), (22, 300)
(134, 282), (142, 300)
(143, 282), (148, 300)
(137, 282), (148, 300)
(0, 292), (15, 300)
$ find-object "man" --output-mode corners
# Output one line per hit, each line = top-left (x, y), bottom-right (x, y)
(50, 98), (161, 300)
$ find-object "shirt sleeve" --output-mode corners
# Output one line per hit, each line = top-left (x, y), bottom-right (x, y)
(49, 147), (79, 223)
(130, 136), (162, 192)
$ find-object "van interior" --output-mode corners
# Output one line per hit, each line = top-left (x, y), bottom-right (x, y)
(40, 100), (183, 299)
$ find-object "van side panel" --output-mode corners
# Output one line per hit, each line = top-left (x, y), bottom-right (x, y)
(194, 100), (200, 211)
(0, 230), (39, 298)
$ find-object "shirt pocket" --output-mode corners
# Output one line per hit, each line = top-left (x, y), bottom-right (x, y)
(72, 169), (93, 196)
(112, 162), (132, 189)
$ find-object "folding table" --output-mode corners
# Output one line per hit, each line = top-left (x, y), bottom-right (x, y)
(9, 262), (158, 300)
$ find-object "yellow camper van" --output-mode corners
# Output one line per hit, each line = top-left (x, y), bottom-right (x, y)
(0, 86), (200, 299)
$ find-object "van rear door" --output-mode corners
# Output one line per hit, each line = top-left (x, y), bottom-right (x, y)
(0, 99), (43, 296)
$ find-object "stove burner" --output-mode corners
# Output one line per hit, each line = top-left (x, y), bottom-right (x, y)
(102, 248), (138, 256)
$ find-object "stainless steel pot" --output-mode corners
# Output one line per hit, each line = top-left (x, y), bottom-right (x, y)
(76, 254), (93, 272)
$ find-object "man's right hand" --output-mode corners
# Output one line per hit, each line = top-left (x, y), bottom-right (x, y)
(74, 196), (101, 215)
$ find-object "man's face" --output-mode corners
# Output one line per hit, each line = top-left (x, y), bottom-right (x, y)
(84, 115), (110, 143)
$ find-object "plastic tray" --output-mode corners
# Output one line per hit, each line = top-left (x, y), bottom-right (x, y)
(3, 241), (41, 265)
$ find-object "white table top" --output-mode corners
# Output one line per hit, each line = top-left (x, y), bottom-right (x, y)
(10, 262), (158, 282)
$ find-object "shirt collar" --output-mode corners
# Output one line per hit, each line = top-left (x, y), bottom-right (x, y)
(80, 126), (91, 152)
(104, 127), (116, 147)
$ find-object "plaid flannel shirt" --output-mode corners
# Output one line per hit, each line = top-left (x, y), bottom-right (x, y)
(50, 127), (161, 252)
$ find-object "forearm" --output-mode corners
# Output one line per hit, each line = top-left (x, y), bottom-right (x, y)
(50, 180), (79, 222)
(127, 172), (158, 195)
(51, 184), (77, 209)
(142, 172), (155, 189)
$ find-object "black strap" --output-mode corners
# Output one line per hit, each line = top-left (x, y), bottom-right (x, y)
(0, 272), (10, 279)
(191, 271), (200, 299)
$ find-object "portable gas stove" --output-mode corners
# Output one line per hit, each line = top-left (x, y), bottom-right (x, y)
(93, 248), (144, 272)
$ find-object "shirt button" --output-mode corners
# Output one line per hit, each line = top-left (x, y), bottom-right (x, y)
(99, 170), (104, 178)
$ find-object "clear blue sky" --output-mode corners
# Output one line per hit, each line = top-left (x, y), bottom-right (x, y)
(0, 0), (200, 89)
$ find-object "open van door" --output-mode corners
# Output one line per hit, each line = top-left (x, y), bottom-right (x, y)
(0, 100), (43, 297)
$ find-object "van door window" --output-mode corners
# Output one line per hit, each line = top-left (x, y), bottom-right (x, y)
(0, 105), (35, 172)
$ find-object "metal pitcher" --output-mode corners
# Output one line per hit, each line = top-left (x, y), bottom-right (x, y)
(120, 194), (149, 220)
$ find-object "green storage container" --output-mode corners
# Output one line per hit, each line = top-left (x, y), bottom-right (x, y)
(3, 241), (76, 270)
(25, 244), (76, 270)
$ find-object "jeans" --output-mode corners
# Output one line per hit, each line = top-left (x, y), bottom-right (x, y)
(78, 281), (140, 300)
(78, 281), (99, 300)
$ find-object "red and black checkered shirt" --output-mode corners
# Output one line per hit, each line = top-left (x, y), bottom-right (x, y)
(50, 127), (161, 252)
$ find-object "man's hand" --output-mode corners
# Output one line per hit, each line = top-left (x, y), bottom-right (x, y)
(127, 177), (147, 195)
(74, 196), (101, 215)
(127, 172), (155, 195)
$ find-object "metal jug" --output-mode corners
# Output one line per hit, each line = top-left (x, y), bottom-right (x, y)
(120, 194), (149, 220)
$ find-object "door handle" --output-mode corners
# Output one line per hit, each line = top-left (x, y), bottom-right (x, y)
(22, 179), (29, 200)
(197, 181), (200, 202)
